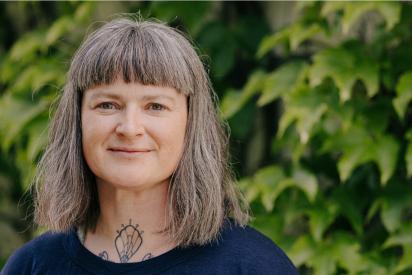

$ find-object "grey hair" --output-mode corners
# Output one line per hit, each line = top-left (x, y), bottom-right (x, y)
(33, 17), (249, 246)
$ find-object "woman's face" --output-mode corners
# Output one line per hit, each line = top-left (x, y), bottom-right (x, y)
(81, 78), (187, 190)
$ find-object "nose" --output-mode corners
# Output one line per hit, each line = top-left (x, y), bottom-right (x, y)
(115, 107), (145, 138)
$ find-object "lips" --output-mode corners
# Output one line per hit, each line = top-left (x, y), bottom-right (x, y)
(108, 147), (152, 153)
(109, 148), (151, 153)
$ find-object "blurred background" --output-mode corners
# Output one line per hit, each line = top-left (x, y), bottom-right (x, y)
(1, 1), (412, 274)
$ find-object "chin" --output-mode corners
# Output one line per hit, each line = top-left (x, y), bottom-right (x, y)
(101, 175), (166, 191)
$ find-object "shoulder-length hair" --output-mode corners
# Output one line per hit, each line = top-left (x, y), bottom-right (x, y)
(34, 17), (249, 246)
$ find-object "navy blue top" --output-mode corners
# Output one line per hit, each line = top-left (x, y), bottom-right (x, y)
(2, 221), (298, 275)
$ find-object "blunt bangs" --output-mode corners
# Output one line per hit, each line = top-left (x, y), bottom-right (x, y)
(69, 19), (196, 96)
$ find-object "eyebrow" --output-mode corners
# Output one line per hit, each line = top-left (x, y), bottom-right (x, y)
(88, 91), (176, 103)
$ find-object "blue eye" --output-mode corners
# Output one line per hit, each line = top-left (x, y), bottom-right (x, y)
(149, 103), (166, 111)
(98, 102), (116, 109)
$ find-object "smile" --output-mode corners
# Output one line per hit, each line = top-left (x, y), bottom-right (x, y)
(108, 148), (152, 157)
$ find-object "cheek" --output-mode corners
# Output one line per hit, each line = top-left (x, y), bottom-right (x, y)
(81, 114), (111, 160)
(156, 114), (187, 156)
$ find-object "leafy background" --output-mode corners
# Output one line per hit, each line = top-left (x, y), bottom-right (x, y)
(1, 2), (412, 274)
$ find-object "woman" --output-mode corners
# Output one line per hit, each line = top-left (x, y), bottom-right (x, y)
(2, 18), (298, 274)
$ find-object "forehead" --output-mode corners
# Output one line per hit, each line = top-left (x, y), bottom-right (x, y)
(83, 78), (185, 101)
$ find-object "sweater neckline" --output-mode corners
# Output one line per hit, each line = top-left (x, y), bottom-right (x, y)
(62, 228), (205, 274)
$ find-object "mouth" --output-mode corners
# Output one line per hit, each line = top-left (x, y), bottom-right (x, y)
(108, 148), (152, 156)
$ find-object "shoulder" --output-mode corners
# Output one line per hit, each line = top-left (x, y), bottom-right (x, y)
(215, 221), (299, 274)
(1, 231), (68, 274)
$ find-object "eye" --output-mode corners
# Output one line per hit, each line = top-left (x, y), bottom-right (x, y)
(97, 102), (117, 110)
(148, 103), (166, 111)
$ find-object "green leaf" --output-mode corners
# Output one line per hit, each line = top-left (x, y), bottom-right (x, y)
(9, 30), (44, 62)
(307, 200), (338, 242)
(238, 178), (259, 203)
(257, 28), (289, 58)
(333, 188), (364, 235)
(251, 215), (284, 243)
(336, 127), (373, 182)
(383, 222), (412, 273)
(406, 142), (412, 178)
(252, 165), (318, 213)
(74, 2), (94, 23)
(221, 71), (266, 119)
(374, 2), (401, 31)
(26, 116), (48, 162)
(290, 166), (318, 203)
(366, 198), (383, 222)
(333, 124), (398, 184)
(395, 245), (412, 274)
(46, 16), (74, 46)
(356, 56), (379, 98)
(0, 95), (48, 151)
(257, 23), (322, 58)
(383, 222), (412, 248)
(331, 232), (365, 273)
(257, 61), (308, 106)
(277, 85), (328, 144)
(253, 165), (286, 212)
(393, 71), (412, 121)
(288, 235), (316, 267)
(321, 2), (346, 17)
(342, 2), (401, 34)
(309, 47), (379, 102)
(373, 134), (399, 184)
(381, 199), (403, 234)
(289, 24), (322, 51)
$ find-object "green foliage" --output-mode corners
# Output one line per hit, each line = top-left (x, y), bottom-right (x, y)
(227, 1), (412, 274)
(1, 2), (412, 274)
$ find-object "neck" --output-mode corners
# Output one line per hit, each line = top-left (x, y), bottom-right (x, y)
(83, 179), (175, 263)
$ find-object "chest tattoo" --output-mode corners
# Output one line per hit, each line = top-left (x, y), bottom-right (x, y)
(115, 219), (144, 263)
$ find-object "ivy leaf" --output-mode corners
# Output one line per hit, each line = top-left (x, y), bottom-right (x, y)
(383, 223), (412, 259)
(333, 188), (364, 235)
(309, 47), (379, 102)
(220, 71), (266, 119)
(26, 116), (48, 162)
(74, 2), (95, 23)
(366, 198), (383, 222)
(257, 27), (289, 58)
(257, 61), (308, 107)
(336, 127), (374, 182)
(288, 235), (316, 267)
(334, 124), (397, 184)
(393, 71), (412, 121)
(46, 16), (74, 46)
(381, 198), (404, 234)
(251, 215), (284, 244)
(373, 134), (399, 184)
(307, 243), (336, 275)
(0, 95), (48, 151)
(406, 141), (412, 178)
(238, 178), (259, 203)
(9, 30), (45, 62)
(321, 2), (346, 17)
(257, 23), (322, 58)
(321, 2), (401, 34)
(290, 166), (318, 203)
(395, 245), (412, 273)
(307, 200), (338, 242)
(289, 24), (322, 51)
(277, 85), (328, 144)
(331, 232), (366, 273)
(341, 2), (401, 34)
(253, 166), (286, 212)
(374, 2), (402, 31)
